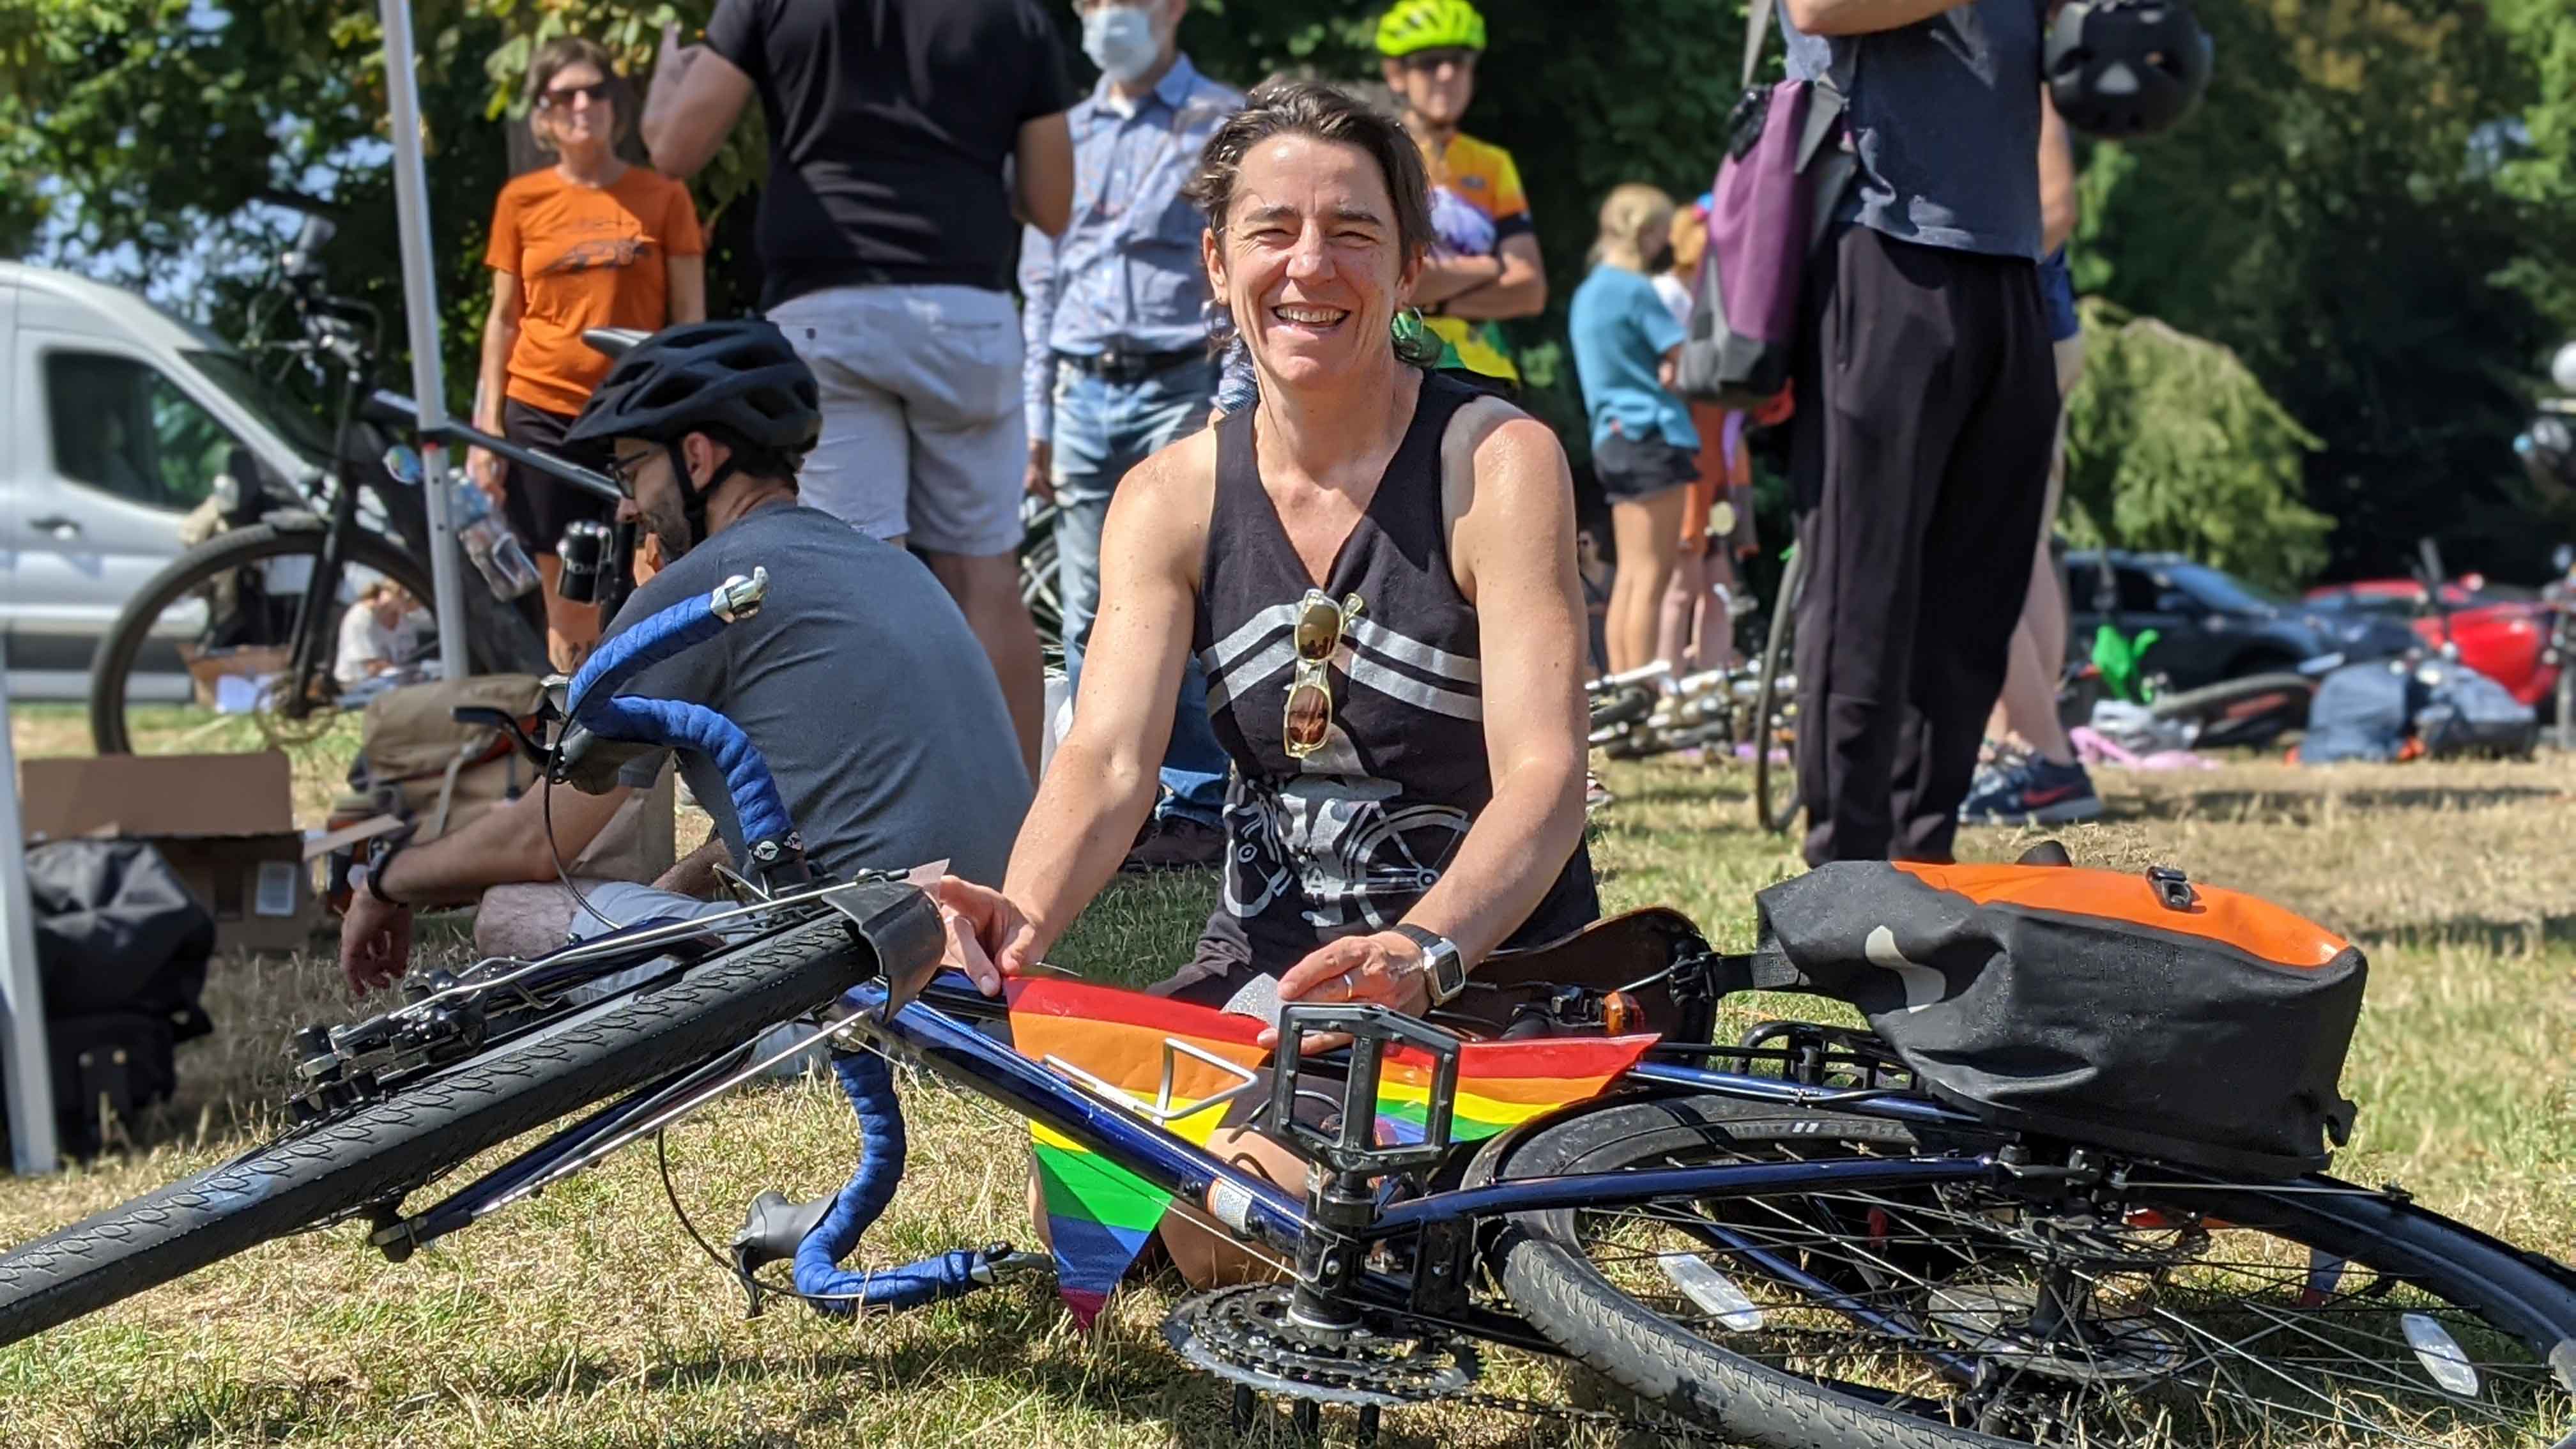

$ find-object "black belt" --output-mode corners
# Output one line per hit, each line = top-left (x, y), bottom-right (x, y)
(1057, 347), (1204, 385)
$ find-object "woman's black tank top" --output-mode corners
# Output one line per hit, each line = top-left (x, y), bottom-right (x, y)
(1190, 369), (1599, 975)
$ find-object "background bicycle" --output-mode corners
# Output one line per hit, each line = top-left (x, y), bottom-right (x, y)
(82, 218), (613, 760)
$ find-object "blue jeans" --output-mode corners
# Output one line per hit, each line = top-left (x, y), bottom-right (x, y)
(1052, 355), (1227, 829)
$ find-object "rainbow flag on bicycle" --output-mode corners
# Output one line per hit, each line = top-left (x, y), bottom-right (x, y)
(1006, 979), (1270, 1327)
(1373, 1034), (1660, 1147)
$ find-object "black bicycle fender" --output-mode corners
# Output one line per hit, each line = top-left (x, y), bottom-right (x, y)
(821, 877), (946, 1019)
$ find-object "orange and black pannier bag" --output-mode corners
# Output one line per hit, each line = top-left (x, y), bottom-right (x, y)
(1740, 860), (2365, 1179)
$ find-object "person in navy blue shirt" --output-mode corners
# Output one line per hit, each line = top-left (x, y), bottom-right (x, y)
(1019, 0), (1241, 870)
(1569, 183), (1699, 679)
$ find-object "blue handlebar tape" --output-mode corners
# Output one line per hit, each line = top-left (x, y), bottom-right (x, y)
(569, 588), (727, 705)
(793, 1050), (990, 1313)
(563, 586), (795, 847)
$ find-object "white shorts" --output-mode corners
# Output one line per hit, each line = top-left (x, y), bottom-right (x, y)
(766, 284), (1027, 557)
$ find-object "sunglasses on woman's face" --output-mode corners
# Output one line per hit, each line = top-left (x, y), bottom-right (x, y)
(539, 80), (612, 111)
(1284, 588), (1365, 760)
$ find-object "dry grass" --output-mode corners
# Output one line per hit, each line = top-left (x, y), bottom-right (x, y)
(2, 730), (2573, 1446)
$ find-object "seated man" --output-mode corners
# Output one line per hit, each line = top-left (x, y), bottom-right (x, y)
(339, 320), (1033, 993)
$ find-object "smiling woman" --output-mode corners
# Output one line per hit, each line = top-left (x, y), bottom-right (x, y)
(927, 79), (1599, 1287)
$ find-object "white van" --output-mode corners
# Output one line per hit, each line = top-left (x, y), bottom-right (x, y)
(0, 261), (334, 698)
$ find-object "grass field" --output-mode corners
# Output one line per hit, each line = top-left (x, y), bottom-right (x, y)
(1, 711), (2572, 1446)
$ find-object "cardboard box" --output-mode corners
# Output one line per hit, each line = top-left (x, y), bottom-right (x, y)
(20, 752), (318, 956)
(176, 643), (294, 712)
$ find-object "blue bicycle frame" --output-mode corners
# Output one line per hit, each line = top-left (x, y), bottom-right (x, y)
(382, 560), (2012, 1352)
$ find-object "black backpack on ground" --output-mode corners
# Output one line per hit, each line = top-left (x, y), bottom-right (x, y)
(0, 841), (217, 1158)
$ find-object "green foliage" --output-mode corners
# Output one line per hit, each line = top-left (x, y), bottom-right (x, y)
(2076, 0), (2575, 582)
(3, 0), (1751, 428)
(2062, 300), (2333, 592)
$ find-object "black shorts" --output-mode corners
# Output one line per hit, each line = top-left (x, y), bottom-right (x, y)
(500, 399), (615, 558)
(1593, 429), (1699, 504)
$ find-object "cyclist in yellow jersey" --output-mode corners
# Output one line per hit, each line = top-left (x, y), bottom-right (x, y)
(1376, 0), (1547, 390)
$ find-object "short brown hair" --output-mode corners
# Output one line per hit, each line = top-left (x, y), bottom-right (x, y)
(1184, 79), (1434, 266)
(525, 36), (628, 147)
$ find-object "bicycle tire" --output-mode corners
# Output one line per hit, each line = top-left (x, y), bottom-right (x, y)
(0, 912), (882, 1349)
(2145, 671), (2313, 749)
(86, 521), (471, 755)
(1496, 1096), (2576, 1448)
(1752, 548), (1806, 835)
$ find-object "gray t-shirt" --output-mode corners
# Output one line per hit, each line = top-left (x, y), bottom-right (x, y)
(606, 503), (1029, 885)
(1782, 0), (2046, 260)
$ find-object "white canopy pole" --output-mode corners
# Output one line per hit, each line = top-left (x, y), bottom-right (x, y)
(0, 640), (59, 1176)
(378, 0), (470, 680)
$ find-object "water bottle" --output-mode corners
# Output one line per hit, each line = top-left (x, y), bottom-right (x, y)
(452, 477), (541, 601)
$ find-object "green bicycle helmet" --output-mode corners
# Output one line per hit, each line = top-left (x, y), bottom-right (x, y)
(1376, 0), (1486, 57)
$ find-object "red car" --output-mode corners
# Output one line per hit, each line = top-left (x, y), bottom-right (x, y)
(2303, 576), (2561, 708)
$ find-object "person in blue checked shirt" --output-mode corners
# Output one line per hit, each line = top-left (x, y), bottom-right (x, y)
(1020, 0), (1241, 871)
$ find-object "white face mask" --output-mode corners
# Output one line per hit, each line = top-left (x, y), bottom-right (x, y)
(1082, 4), (1162, 85)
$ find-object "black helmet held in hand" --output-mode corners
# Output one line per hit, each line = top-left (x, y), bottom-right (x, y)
(2045, 0), (2214, 140)
(564, 319), (822, 461)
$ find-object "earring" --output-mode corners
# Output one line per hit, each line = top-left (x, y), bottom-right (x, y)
(1391, 306), (1443, 367)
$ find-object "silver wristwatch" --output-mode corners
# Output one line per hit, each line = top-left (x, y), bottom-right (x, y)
(1392, 924), (1468, 1006)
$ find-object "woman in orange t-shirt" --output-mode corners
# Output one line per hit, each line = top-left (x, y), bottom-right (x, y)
(470, 36), (705, 670)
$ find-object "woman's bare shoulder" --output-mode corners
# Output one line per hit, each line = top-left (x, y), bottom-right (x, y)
(1440, 394), (1571, 508)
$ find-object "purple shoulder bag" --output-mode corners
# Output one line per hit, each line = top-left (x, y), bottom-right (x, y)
(1677, 0), (1857, 410)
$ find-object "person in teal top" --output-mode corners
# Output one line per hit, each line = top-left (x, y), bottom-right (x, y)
(1570, 182), (1699, 677)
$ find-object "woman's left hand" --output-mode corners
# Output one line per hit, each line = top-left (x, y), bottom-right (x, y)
(1262, 931), (1431, 1048)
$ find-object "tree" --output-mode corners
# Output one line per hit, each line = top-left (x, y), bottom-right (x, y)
(2062, 300), (2333, 592)
(2074, 0), (2573, 583)
(4, 0), (1753, 434)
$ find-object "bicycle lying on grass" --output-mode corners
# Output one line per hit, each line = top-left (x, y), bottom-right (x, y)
(4, 569), (2573, 1447)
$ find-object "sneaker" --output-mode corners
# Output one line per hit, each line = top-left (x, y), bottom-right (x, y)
(1584, 771), (1614, 814)
(1121, 815), (1225, 872)
(1958, 756), (2103, 826)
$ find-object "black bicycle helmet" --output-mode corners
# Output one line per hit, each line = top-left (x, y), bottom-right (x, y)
(564, 318), (821, 459)
(2045, 0), (2213, 140)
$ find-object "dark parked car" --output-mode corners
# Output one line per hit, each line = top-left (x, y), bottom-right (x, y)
(2062, 549), (2421, 693)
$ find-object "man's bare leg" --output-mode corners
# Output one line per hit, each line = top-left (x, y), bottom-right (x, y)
(923, 548), (1044, 784)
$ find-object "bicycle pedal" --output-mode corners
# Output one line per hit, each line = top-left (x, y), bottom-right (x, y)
(1272, 1004), (1463, 1176)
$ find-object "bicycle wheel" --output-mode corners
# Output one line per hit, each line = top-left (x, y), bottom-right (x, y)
(87, 521), (472, 756)
(2146, 671), (2314, 752)
(1497, 1096), (2576, 1448)
(0, 912), (884, 1349)
(1020, 500), (1063, 649)
(1752, 548), (1807, 834)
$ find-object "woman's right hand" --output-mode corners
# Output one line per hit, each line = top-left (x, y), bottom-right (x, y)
(928, 876), (1042, 996)
(466, 445), (506, 504)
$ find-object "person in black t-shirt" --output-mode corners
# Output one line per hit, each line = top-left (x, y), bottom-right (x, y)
(641, 0), (1077, 783)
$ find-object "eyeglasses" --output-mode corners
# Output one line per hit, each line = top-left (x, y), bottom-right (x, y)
(538, 80), (612, 111)
(1398, 49), (1477, 75)
(1284, 588), (1365, 760)
(606, 450), (652, 495)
